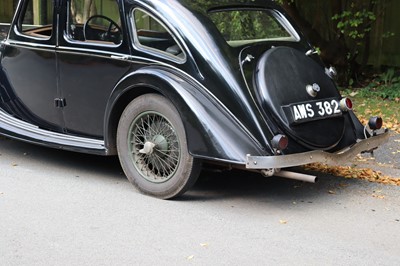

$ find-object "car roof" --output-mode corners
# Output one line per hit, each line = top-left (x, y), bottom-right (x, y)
(124, 0), (297, 58)
(126, 0), (280, 14)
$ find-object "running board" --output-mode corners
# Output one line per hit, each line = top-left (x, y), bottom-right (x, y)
(0, 109), (105, 152)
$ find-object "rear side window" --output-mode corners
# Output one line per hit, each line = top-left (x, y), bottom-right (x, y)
(133, 9), (185, 61)
(17, 0), (53, 39)
(209, 9), (299, 47)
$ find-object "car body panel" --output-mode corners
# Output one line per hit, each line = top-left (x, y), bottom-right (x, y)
(1, 43), (62, 129)
(56, 49), (131, 137)
(0, 0), (389, 167)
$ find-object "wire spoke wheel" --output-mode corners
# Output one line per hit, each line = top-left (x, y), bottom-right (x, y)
(129, 112), (180, 183)
(117, 94), (201, 199)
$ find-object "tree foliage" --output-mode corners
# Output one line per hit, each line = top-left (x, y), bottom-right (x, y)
(276, 0), (393, 86)
(209, 10), (290, 41)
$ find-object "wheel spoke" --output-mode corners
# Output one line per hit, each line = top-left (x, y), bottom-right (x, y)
(128, 111), (181, 183)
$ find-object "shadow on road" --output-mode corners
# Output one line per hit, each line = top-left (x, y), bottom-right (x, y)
(1, 137), (374, 203)
(183, 168), (369, 203)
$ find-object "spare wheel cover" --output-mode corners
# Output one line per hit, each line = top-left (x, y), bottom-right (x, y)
(254, 46), (345, 149)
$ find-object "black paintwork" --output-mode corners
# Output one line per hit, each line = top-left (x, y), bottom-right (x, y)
(0, 0), (365, 165)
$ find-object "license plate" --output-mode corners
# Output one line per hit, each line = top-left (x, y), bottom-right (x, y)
(283, 98), (342, 124)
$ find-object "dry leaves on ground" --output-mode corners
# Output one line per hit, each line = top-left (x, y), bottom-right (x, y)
(304, 163), (400, 186)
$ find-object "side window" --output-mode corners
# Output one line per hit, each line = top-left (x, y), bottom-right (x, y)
(208, 9), (299, 47)
(133, 9), (184, 60)
(67, 0), (122, 45)
(17, 0), (53, 39)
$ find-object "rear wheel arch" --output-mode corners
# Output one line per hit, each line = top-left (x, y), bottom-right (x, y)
(104, 69), (265, 163)
(105, 85), (161, 155)
(104, 73), (189, 155)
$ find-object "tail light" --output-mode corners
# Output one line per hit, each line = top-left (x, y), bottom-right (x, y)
(368, 116), (383, 130)
(339, 97), (353, 112)
(272, 134), (288, 151)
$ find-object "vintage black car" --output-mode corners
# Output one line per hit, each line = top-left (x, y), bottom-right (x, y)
(0, 0), (389, 199)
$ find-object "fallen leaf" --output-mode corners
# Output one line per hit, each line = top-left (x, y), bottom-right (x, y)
(187, 255), (194, 260)
(279, 220), (288, 224)
(328, 190), (336, 195)
(200, 243), (209, 247)
(12, 163), (18, 167)
(372, 194), (385, 199)
(303, 163), (400, 186)
(364, 109), (372, 115)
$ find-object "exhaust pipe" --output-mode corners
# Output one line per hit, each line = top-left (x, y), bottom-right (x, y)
(261, 169), (317, 183)
(275, 170), (317, 183)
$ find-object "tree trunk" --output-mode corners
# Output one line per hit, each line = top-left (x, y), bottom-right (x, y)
(361, 0), (377, 69)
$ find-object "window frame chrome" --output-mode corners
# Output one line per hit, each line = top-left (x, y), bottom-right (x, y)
(130, 7), (187, 64)
(63, 0), (124, 48)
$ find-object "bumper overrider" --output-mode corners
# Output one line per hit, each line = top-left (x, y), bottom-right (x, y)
(246, 129), (390, 169)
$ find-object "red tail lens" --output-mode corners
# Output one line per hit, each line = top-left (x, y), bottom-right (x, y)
(368, 116), (383, 130)
(339, 97), (353, 111)
(272, 134), (288, 150)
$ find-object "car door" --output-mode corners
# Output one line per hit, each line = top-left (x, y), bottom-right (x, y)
(1, 0), (62, 130)
(56, 0), (131, 138)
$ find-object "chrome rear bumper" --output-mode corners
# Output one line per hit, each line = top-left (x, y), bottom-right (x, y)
(246, 130), (390, 169)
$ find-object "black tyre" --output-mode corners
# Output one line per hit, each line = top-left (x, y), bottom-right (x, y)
(117, 94), (201, 199)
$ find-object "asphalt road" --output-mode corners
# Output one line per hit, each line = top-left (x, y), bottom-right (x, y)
(1, 137), (400, 265)
(349, 133), (400, 178)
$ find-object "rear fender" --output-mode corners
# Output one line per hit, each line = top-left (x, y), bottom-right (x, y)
(105, 67), (266, 164)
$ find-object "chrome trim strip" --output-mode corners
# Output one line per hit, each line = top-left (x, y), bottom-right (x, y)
(5, 39), (55, 49)
(246, 131), (390, 169)
(57, 45), (135, 61)
(62, 33), (123, 49)
(13, 25), (53, 41)
(0, 109), (104, 150)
